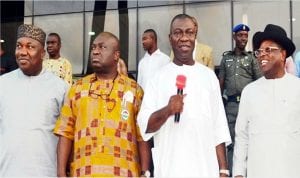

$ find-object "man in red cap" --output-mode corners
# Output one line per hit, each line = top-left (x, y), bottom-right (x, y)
(233, 24), (300, 178)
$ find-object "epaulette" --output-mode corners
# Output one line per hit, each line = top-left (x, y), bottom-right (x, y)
(222, 51), (232, 56)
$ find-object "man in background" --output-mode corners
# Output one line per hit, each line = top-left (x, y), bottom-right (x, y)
(43, 32), (73, 85)
(137, 29), (170, 90)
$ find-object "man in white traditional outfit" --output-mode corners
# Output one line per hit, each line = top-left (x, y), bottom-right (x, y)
(0, 24), (68, 176)
(233, 24), (300, 178)
(137, 14), (231, 177)
(137, 29), (170, 90)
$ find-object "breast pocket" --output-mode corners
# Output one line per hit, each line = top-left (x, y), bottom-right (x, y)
(185, 89), (211, 125)
(240, 58), (253, 73)
(36, 94), (60, 126)
(225, 61), (235, 77)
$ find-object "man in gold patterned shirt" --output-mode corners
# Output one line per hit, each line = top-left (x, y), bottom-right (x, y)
(43, 33), (73, 85)
(54, 32), (150, 177)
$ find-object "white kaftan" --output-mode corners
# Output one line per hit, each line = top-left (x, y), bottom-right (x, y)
(137, 49), (170, 90)
(137, 62), (231, 177)
(233, 73), (300, 178)
(0, 69), (68, 176)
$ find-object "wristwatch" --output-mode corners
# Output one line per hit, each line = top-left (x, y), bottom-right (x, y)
(141, 170), (151, 178)
(219, 169), (230, 176)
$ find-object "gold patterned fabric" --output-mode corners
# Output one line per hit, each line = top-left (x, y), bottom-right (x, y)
(43, 57), (73, 85)
(54, 73), (143, 177)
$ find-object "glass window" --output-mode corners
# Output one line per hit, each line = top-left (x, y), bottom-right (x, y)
(186, 1), (231, 66)
(127, 9), (138, 72)
(85, 1), (137, 12)
(11, 0), (297, 75)
(185, 0), (222, 2)
(138, 0), (183, 7)
(234, 1), (290, 51)
(84, 12), (94, 74)
(33, 1), (84, 15)
(84, 1), (95, 12)
(292, 1), (300, 54)
(128, 1), (138, 8)
(24, 17), (32, 25)
(34, 13), (84, 74)
(24, 0), (33, 16)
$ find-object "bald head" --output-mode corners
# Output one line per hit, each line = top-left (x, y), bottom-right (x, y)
(90, 32), (121, 77)
(97, 32), (120, 51)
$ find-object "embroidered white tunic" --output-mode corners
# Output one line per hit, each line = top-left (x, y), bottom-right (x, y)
(233, 73), (300, 178)
(0, 69), (68, 176)
(138, 62), (231, 177)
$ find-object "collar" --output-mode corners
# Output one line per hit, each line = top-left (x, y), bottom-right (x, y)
(18, 67), (46, 78)
(145, 48), (161, 57)
(233, 48), (249, 56)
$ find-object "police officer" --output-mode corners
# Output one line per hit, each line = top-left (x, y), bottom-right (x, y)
(218, 24), (262, 175)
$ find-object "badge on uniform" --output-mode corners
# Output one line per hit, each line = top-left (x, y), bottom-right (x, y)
(121, 91), (134, 120)
(121, 109), (129, 120)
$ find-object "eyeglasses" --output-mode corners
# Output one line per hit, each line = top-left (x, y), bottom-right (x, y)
(171, 30), (196, 39)
(254, 46), (281, 57)
(88, 80), (117, 112)
(89, 83), (114, 100)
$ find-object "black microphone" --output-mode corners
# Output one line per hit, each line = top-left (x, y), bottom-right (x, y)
(175, 75), (186, 123)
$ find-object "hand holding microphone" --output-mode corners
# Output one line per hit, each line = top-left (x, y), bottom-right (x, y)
(174, 75), (186, 123)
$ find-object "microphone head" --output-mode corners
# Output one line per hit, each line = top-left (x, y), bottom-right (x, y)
(176, 75), (186, 89)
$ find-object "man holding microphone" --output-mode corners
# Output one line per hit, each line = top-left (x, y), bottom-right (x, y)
(137, 14), (231, 177)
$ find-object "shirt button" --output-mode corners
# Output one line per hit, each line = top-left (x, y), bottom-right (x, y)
(235, 73), (238, 76)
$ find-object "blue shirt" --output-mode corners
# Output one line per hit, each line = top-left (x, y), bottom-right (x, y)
(295, 51), (300, 78)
